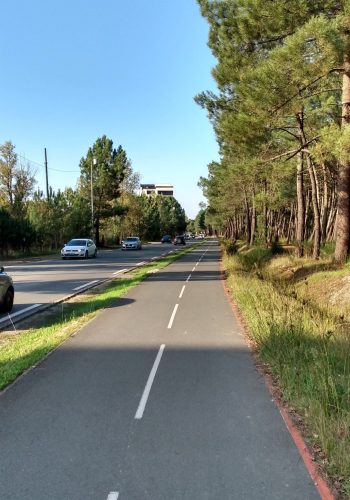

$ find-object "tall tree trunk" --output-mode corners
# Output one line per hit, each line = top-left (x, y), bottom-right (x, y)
(244, 193), (251, 244)
(286, 203), (295, 244)
(250, 193), (256, 246)
(335, 50), (350, 263)
(320, 162), (329, 243)
(296, 112), (305, 257)
(263, 179), (268, 245)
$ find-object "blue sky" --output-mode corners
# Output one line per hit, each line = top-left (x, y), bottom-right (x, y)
(1, 0), (219, 219)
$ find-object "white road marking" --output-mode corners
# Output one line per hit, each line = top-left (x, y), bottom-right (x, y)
(195, 262), (199, 267)
(192, 266), (196, 272)
(179, 285), (186, 298)
(73, 280), (99, 291)
(0, 303), (42, 322)
(186, 274), (191, 282)
(135, 344), (166, 419)
(136, 261), (146, 266)
(167, 304), (179, 329)
(113, 268), (128, 275)
(107, 492), (119, 500)
(151, 256), (158, 260)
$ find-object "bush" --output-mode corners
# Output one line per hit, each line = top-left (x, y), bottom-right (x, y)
(221, 238), (237, 255)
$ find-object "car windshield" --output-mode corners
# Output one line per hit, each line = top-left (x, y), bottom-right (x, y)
(67, 239), (87, 246)
(126, 237), (138, 241)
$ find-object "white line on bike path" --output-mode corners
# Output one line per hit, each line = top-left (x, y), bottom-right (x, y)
(135, 344), (166, 420)
(107, 492), (119, 499)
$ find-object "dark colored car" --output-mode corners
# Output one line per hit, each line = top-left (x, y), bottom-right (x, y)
(173, 235), (186, 245)
(0, 267), (14, 313)
(161, 235), (172, 243)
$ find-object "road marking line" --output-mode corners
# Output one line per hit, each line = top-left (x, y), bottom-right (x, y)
(73, 280), (99, 291)
(136, 261), (146, 266)
(113, 268), (128, 275)
(186, 274), (191, 282)
(151, 256), (158, 260)
(0, 303), (42, 322)
(195, 262), (199, 267)
(167, 304), (179, 329)
(107, 492), (119, 500)
(192, 266), (196, 272)
(135, 344), (165, 420)
(179, 285), (186, 298)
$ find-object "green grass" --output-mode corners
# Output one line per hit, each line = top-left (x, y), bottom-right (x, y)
(223, 245), (350, 498)
(0, 244), (198, 391)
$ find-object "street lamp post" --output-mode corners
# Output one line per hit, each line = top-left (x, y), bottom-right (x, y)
(91, 157), (97, 238)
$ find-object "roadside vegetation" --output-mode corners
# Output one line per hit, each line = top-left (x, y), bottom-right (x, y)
(0, 137), (190, 258)
(0, 245), (197, 392)
(222, 242), (350, 497)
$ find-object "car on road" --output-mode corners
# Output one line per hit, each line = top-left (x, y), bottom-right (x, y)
(173, 235), (186, 245)
(0, 267), (14, 313)
(61, 238), (97, 259)
(161, 235), (172, 243)
(122, 236), (142, 250)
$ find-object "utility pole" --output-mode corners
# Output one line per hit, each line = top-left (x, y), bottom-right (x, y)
(91, 157), (97, 238)
(44, 148), (49, 200)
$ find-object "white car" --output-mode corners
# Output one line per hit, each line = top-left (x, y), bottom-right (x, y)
(61, 238), (97, 259)
(121, 237), (142, 250)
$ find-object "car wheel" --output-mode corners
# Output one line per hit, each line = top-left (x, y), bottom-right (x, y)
(85, 251), (89, 259)
(1, 288), (14, 313)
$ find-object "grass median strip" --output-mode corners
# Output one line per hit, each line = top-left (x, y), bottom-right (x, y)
(0, 245), (200, 391)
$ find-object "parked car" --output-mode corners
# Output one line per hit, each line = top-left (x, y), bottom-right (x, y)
(61, 238), (97, 259)
(0, 267), (14, 313)
(161, 235), (172, 243)
(122, 236), (142, 250)
(173, 235), (186, 245)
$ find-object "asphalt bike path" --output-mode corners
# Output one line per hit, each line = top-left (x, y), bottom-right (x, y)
(0, 241), (319, 499)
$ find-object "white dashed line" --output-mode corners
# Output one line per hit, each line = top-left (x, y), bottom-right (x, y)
(107, 492), (119, 500)
(0, 303), (42, 323)
(192, 266), (196, 272)
(179, 285), (186, 299)
(135, 344), (165, 420)
(136, 261), (146, 266)
(186, 274), (191, 282)
(168, 303), (179, 329)
(113, 268), (128, 275)
(73, 280), (99, 291)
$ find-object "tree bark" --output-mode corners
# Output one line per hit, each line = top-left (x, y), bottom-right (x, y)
(296, 112), (305, 257)
(335, 50), (350, 263)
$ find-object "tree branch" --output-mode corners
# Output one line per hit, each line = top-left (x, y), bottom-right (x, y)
(263, 135), (320, 164)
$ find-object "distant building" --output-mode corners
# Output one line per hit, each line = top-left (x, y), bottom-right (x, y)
(140, 183), (174, 197)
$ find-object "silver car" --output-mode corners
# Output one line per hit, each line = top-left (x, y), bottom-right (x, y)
(0, 267), (14, 313)
(121, 237), (142, 250)
(61, 238), (97, 259)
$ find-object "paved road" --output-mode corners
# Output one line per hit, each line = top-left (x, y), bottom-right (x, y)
(0, 241), (319, 499)
(0, 242), (184, 326)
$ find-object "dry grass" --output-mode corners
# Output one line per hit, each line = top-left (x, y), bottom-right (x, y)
(222, 246), (350, 498)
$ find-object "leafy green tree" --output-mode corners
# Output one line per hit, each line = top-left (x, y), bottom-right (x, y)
(197, 0), (350, 261)
(0, 141), (36, 214)
(79, 135), (128, 245)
